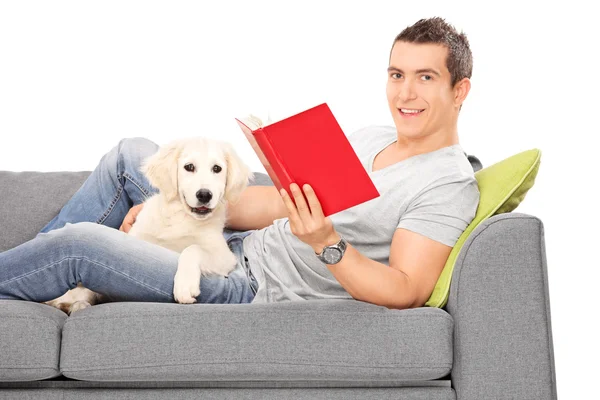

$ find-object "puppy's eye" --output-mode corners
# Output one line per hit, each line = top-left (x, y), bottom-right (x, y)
(212, 165), (222, 173)
(184, 163), (195, 172)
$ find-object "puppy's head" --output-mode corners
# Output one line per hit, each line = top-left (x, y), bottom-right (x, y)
(141, 137), (252, 220)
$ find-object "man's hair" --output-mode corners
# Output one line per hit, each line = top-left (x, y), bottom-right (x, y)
(391, 17), (473, 87)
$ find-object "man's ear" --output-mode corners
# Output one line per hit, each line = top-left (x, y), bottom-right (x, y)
(139, 140), (182, 202)
(454, 77), (471, 109)
(223, 142), (253, 204)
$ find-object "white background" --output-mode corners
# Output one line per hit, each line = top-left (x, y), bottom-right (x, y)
(0, 1), (597, 397)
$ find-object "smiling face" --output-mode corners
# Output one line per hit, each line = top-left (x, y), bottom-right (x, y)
(386, 41), (470, 143)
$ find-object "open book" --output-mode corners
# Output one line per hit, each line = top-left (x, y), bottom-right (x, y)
(235, 103), (380, 217)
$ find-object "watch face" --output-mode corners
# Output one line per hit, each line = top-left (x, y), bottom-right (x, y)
(323, 248), (342, 264)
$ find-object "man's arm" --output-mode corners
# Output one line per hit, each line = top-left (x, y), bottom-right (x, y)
(225, 185), (288, 231)
(119, 186), (287, 233)
(324, 228), (451, 309)
(278, 182), (452, 310)
(332, 174), (478, 308)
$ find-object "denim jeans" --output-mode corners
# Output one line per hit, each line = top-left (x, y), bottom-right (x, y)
(0, 138), (259, 304)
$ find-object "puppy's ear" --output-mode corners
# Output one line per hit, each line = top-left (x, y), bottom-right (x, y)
(140, 140), (182, 202)
(223, 142), (253, 204)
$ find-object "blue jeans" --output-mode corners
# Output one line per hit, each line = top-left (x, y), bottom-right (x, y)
(0, 138), (259, 304)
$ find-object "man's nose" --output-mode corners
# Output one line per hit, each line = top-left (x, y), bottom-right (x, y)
(398, 80), (418, 102)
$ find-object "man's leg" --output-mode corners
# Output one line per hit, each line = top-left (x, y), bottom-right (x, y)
(0, 222), (256, 304)
(39, 137), (160, 233)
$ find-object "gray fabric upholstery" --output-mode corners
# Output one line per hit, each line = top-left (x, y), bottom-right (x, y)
(60, 301), (452, 382)
(0, 379), (451, 389)
(0, 301), (66, 381)
(0, 156), (558, 399)
(0, 170), (274, 253)
(466, 155), (482, 172)
(249, 172), (274, 186)
(0, 171), (91, 252)
(446, 213), (557, 400)
(0, 153), (472, 252)
(0, 387), (456, 400)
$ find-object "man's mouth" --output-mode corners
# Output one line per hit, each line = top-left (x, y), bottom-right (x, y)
(398, 108), (425, 117)
(190, 206), (212, 216)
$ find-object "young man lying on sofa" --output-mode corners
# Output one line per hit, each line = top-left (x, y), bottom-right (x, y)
(0, 17), (480, 311)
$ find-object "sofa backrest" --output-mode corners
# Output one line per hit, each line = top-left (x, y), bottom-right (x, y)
(0, 152), (482, 253)
(0, 171), (274, 252)
(0, 171), (92, 252)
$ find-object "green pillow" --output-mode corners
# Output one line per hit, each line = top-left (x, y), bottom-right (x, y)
(425, 148), (542, 308)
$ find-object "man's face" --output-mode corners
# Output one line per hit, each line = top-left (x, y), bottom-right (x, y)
(386, 41), (465, 139)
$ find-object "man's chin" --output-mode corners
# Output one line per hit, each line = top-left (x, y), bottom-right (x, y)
(394, 120), (424, 136)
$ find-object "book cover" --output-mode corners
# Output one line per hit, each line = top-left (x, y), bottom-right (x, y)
(235, 103), (380, 217)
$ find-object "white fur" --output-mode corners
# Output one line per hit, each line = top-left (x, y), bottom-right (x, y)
(44, 282), (104, 315)
(44, 137), (253, 313)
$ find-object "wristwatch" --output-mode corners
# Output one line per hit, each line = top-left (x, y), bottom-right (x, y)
(315, 237), (347, 265)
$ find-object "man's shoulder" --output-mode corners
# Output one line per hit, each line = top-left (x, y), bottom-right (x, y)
(412, 146), (479, 199)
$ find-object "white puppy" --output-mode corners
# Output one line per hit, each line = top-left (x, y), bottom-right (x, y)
(45, 137), (252, 313)
(130, 137), (253, 303)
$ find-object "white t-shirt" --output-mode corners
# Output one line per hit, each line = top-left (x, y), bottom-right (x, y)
(243, 125), (480, 303)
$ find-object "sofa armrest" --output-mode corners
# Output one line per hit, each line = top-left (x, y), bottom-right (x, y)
(446, 213), (557, 400)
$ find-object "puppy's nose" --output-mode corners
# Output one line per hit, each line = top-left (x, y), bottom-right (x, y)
(196, 189), (212, 204)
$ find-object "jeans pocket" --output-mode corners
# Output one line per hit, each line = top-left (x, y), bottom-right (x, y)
(245, 257), (259, 296)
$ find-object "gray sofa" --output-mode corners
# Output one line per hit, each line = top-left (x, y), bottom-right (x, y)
(0, 162), (557, 399)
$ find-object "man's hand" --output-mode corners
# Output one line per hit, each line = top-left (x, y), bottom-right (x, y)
(119, 203), (144, 233)
(280, 183), (340, 254)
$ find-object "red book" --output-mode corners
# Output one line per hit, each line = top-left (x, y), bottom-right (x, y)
(235, 103), (380, 217)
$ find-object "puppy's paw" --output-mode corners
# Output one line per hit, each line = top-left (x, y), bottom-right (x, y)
(211, 250), (239, 277)
(52, 302), (72, 315)
(173, 265), (201, 304)
(69, 300), (92, 315)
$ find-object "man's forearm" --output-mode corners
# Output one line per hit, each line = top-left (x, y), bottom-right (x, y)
(325, 241), (417, 309)
(225, 186), (286, 231)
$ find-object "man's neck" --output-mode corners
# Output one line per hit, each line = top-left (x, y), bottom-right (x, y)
(393, 129), (459, 159)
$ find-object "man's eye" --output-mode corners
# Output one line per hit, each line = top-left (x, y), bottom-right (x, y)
(421, 75), (432, 81)
(212, 165), (222, 173)
(391, 73), (402, 79)
(184, 163), (195, 172)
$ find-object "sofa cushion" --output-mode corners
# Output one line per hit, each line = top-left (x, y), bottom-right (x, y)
(426, 148), (542, 308)
(0, 301), (67, 381)
(60, 300), (453, 382)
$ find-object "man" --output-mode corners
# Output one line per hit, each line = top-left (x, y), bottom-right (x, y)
(0, 17), (479, 311)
